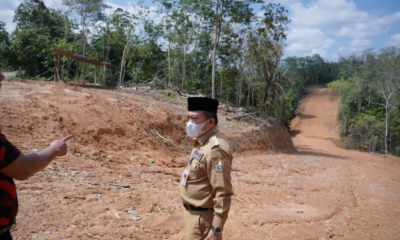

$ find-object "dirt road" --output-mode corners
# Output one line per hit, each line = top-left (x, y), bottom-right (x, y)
(1, 81), (399, 239)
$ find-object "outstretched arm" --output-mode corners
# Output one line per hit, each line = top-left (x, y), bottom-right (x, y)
(0, 136), (72, 180)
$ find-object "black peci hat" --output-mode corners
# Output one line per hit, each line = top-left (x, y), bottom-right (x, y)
(188, 97), (219, 113)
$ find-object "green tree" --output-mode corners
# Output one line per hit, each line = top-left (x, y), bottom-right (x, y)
(363, 47), (400, 153)
(62, 0), (109, 80)
(8, 0), (65, 77)
(328, 47), (400, 156)
(0, 22), (10, 66)
(169, 0), (261, 98)
(8, 26), (53, 77)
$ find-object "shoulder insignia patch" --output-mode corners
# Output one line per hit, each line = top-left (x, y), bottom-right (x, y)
(209, 136), (219, 149)
(215, 159), (225, 173)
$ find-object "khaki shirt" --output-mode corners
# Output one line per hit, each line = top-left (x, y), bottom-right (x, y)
(180, 126), (233, 228)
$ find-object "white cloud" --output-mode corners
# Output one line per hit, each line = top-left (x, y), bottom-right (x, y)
(105, 1), (158, 20)
(0, 0), (21, 33)
(290, 0), (369, 26)
(256, 10), (265, 18)
(386, 33), (400, 48)
(336, 22), (390, 39)
(349, 38), (371, 48)
(348, 38), (371, 52)
(43, 0), (67, 11)
(104, 2), (124, 15)
(265, 0), (298, 5)
(1, 0), (66, 34)
(310, 48), (327, 57)
(289, 0), (400, 39)
(331, 53), (339, 61)
(286, 28), (335, 56)
(288, 28), (335, 48)
(338, 38), (372, 54)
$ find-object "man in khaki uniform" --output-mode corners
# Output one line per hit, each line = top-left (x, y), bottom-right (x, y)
(180, 97), (233, 240)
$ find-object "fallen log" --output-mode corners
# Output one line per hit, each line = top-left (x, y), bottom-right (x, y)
(226, 113), (255, 121)
(168, 85), (203, 98)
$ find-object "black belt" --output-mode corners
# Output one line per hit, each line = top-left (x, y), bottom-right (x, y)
(183, 203), (213, 211)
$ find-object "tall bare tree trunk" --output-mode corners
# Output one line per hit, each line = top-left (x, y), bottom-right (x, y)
(81, 16), (87, 82)
(252, 90), (254, 106)
(61, 15), (68, 79)
(204, 65), (208, 96)
(237, 60), (244, 107)
(119, 31), (131, 86)
(220, 69), (223, 100)
(247, 73), (252, 106)
(211, 0), (222, 99)
(102, 65), (106, 86)
(82, 62), (85, 81)
(384, 99), (388, 154)
(168, 41), (171, 85)
(181, 44), (186, 90)
(94, 66), (97, 84)
(76, 61), (79, 80)
(102, 33), (111, 86)
(54, 54), (57, 82)
(211, 34), (217, 98)
(82, 36), (86, 81)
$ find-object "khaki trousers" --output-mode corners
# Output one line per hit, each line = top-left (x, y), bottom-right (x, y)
(183, 208), (214, 240)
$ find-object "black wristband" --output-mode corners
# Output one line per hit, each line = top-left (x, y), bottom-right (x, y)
(211, 226), (223, 234)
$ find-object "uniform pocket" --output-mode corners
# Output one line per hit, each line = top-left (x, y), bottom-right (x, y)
(189, 161), (204, 181)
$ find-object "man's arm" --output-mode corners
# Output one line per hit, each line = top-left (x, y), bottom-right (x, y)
(0, 136), (72, 180)
(206, 149), (233, 228)
(0, 72), (4, 81)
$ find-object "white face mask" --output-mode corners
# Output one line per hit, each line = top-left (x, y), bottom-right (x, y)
(186, 120), (209, 138)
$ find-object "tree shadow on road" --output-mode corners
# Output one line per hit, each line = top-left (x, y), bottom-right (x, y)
(290, 130), (301, 137)
(290, 146), (348, 160)
(297, 113), (316, 119)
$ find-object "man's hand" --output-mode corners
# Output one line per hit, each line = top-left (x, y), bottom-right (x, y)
(204, 229), (222, 240)
(0, 135), (73, 180)
(50, 135), (72, 156)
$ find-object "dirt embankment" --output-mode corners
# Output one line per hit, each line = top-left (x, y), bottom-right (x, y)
(3, 81), (399, 240)
(1, 79), (294, 161)
(0, 79), (294, 239)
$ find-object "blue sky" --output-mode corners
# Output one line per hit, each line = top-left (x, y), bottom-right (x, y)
(1, 0), (400, 61)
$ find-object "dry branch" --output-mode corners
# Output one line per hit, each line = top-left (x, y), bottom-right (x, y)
(168, 85), (203, 98)
(226, 113), (255, 121)
(85, 233), (101, 239)
(155, 131), (174, 143)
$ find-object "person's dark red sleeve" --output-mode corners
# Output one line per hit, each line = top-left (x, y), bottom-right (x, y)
(0, 134), (21, 170)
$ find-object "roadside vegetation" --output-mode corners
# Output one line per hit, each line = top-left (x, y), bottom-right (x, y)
(328, 48), (400, 156)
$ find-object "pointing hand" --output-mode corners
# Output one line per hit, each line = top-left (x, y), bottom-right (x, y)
(50, 135), (73, 156)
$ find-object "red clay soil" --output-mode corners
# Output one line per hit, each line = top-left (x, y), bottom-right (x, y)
(0, 81), (399, 239)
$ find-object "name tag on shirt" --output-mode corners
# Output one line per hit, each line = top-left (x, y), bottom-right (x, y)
(181, 169), (189, 186)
